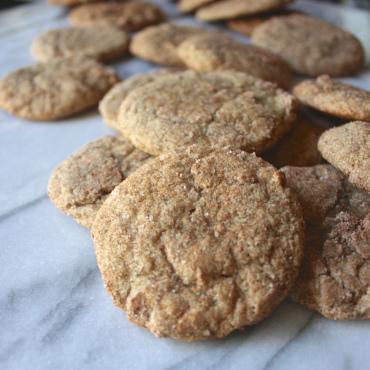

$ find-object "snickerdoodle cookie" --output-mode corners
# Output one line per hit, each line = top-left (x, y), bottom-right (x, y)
(130, 23), (211, 66)
(293, 75), (370, 121)
(117, 70), (298, 155)
(0, 58), (118, 121)
(178, 0), (214, 13)
(318, 121), (370, 193)
(48, 135), (151, 228)
(251, 15), (364, 76)
(48, 0), (96, 5)
(177, 32), (292, 88)
(99, 69), (178, 130)
(92, 146), (305, 340)
(281, 165), (370, 319)
(196, 0), (293, 21)
(31, 26), (129, 63)
(69, 1), (165, 31)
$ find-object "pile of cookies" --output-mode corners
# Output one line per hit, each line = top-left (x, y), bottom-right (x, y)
(1, 0), (369, 341)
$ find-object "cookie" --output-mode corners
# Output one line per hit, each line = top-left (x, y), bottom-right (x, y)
(68, 1), (165, 32)
(196, 0), (293, 21)
(177, 32), (292, 88)
(251, 15), (365, 76)
(227, 10), (302, 37)
(92, 146), (305, 340)
(31, 26), (129, 63)
(99, 69), (178, 130)
(281, 165), (370, 319)
(293, 75), (370, 121)
(130, 23), (210, 66)
(265, 111), (325, 168)
(178, 0), (213, 13)
(48, 135), (151, 228)
(0, 58), (118, 121)
(117, 70), (298, 155)
(318, 121), (370, 194)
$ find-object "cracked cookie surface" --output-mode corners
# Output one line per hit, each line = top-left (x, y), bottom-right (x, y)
(293, 75), (370, 121)
(0, 58), (118, 120)
(31, 26), (129, 63)
(177, 33), (292, 88)
(281, 165), (370, 319)
(117, 70), (298, 155)
(92, 146), (305, 340)
(48, 135), (151, 228)
(251, 15), (364, 76)
(318, 121), (370, 194)
(99, 69), (178, 130)
(69, 1), (165, 31)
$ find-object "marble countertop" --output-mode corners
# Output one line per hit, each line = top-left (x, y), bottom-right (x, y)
(0, 1), (369, 369)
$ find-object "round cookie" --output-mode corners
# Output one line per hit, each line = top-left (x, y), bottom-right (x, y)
(99, 69), (179, 131)
(293, 75), (370, 121)
(48, 135), (151, 228)
(281, 165), (370, 319)
(31, 26), (129, 63)
(117, 70), (298, 155)
(68, 1), (165, 32)
(130, 23), (211, 66)
(251, 14), (365, 77)
(265, 111), (325, 168)
(177, 32), (292, 88)
(0, 58), (118, 121)
(196, 0), (293, 21)
(318, 121), (370, 194)
(92, 146), (305, 340)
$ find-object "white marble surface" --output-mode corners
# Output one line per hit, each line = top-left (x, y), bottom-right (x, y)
(0, 1), (370, 369)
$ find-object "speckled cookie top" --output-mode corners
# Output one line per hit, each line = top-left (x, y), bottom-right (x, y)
(69, 1), (165, 31)
(251, 15), (364, 76)
(0, 58), (118, 120)
(293, 75), (370, 121)
(117, 70), (298, 155)
(177, 33), (292, 88)
(92, 146), (305, 340)
(130, 23), (211, 66)
(99, 69), (178, 130)
(318, 121), (370, 194)
(31, 26), (129, 63)
(48, 135), (151, 228)
(196, 0), (293, 21)
(282, 164), (370, 319)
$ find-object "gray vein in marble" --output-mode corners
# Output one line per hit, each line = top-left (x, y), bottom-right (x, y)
(261, 313), (316, 370)
(0, 194), (47, 223)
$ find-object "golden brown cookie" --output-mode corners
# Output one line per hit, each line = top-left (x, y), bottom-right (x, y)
(177, 32), (292, 88)
(92, 146), (305, 340)
(293, 75), (370, 121)
(265, 111), (325, 168)
(48, 135), (151, 228)
(130, 23), (211, 66)
(117, 70), (298, 155)
(69, 1), (165, 32)
(196, 0), (293, 21)
(0, 58), (118, 121)
(281, 164), (370, 319)
(178, 0), (214, 13)
(48, 0), (97, 6)
(31, 26), (129, 63)
(227, 10), (302, 37)
(318, 121), (370, 194)
(251, 15), (365, 77)
(99, 69), (179, 130)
